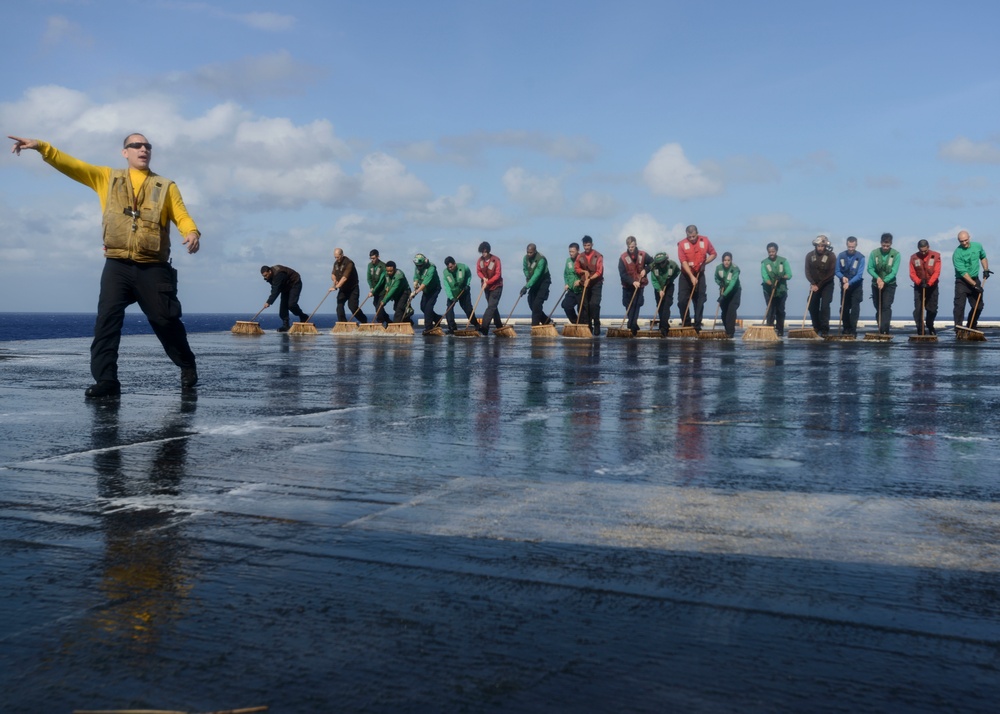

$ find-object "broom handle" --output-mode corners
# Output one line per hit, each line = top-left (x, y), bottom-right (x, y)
(760, 278), (779, 326)
(968, 289), (982, 328)
(920, 286), (926, 335)
(545, 287), (567, 323)
(574, 281), (590, 325)
(837, 285), (846, 336)
(711, 287), (722, 330)
(246, 305), (268, 322)
(649, 284), (668, 327)
(349, 294), (372, 321)
(501, 292), (524, 327)
(431, 289), (465, 330)
(619, 284), (639, 328)
(679, 274), (697, 326)
(877, 284), (882, 331)
(466, 283), (486, 328)
(304, 288), (335, 323)
(801, 290), (813, 328)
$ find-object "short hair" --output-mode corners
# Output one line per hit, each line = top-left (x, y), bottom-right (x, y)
(444, 255), (455, 265)
(569, 242), (580, 250)
(722, 251), (733, 261)
(582, 235), (593, 245)
(918, 239), (929, 249)
(766, 242), (778, 251)
(369, 249), (380, 257)
(260, 265), (270, 274)
(846, 236), (858, 244)
(385, 260), (396, 269)
(686, 225), (698, 234)
(880, 233), (893, 243)
(478, 241), (491, 253)
(526, 243), (536, 251)
(626, 235), (636, 246)
(123, 132), (145, 147)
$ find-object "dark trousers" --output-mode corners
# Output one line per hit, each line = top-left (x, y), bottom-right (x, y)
(913, 285), (938, 333)
(419, 286), (441, 328)
(391, 289), (412, 323)
(842, 282), (863, 336)
(871, 282), (896, 333)
(581, 280), (603, 333)
(719, 287), (741, 337)
(336, 284), (366, 323)
(954, 279), (984, 327)
(372, 291), (391, 325)
(278, 281), (308, 323)
(445, 290), (478, 331)
(622, 285), (645, 331)
(656, 284), (675, 335)
(678, 274), (707, 329)
(808, 281), (834, 336)
(481, 286), (504, 331)
(562, 289), (582, 323)
(92, 259), (195, 383)
(764, 286), (787, 334)
(528, 277), (552, 325)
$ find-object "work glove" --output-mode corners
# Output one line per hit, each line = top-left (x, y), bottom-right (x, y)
(520, 286), (527, 297)
(984, 269), (994, 280)
(920, 279), (927, 288)
(974, 284), (984, 294)
(717, 296), (724, 305)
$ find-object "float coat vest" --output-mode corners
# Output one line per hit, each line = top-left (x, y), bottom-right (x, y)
(102, 169), (174, 263)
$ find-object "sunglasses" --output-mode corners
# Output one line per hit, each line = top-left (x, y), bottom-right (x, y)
(125, 142), (152, 150)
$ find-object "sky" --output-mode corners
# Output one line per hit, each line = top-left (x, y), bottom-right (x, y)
(1, 0), (998, 318)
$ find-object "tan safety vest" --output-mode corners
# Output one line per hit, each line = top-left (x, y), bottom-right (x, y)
(102, 169), (173, 262)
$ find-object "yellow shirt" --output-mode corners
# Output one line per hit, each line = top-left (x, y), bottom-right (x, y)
(38, 140), (199, 237)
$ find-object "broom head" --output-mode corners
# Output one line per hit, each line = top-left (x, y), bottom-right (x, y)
(824, 334), (856, 342)
(605, 327), (634, 339)
(955, 326), (987, 341)
(863, 332), (893, 342)
(356, 323), (387, 334)
(635, 330), (664, 339)
(788, 328), (820, 339)
(667, 326), (698, 338)
(424, 326), (445, 336)
(908, 334), (938, 343)
(331, 322), (358, 334)
(742, 324), (780, 342)
(288, 322), (319, 335)
(531, 324), (559, 337)
(697, 330), (730, 340)
(493, 325), (516, 338)
(454, 328), (482, 337)
(385, 322), (415, 336)
(231, 320), (264, 336)
(562, 324), (593, 338)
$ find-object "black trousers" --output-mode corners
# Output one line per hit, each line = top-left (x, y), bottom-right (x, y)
(622, 285), (645, 331)
(481, 286), (504, 331)
(92, 259), (195, 383)
(336, 284), (366, 322)
(277, 281), (308, 323)
(808, 281), (834, 335)
(445, 290), (478, 331)
(527, 276), (552, 325)
(372, 291), (391, 325)
(912, 284), (938, 332)
(581, 280), (603, 333)
(419, 286), (441, 328)
(871, 282), (896, 333)
(678, 275), (707, 329)
(562, 289), (581, 323)
(842, 281), (863, 335)
(764, 286), (787, 334)
(391, 289), (412, 323)
(656, 284), (675, 335)
(719, 286), (742, 337)
(954, 278), (984, 327)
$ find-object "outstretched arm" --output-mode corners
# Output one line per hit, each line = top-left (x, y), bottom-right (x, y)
(9, 136), (39, 154)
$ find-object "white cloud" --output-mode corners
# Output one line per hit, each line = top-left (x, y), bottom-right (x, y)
(413, 185), (510, 229)
(616, 214), (686, 256)
(939, 136), (1000, 164)
(170, 3), (295, 32)
(359, 153), (433, 210)
(642, 143), (724, 199)
(176, 51), (324, 100)
(234, 117), (351, 164)
(575, 191), (618, 218)
(502, 167), (563, 212)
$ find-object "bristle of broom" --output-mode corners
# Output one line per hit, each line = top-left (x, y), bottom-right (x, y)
(530, 324), (559, 337)
(231, 320), (264, 336)
(787, 329), (819, 339)
(453, 329), (482, 337)
(424, 327), (445, 336)
(908, 335), (938, 342)
(666, 326), (698, 338)
(385, 322), (415, 336)
(331, 322), (358, 334)
(605, 327), (633, 339)
(493, 326), (516, 338)
(288, 322), (319, 335)
(863, 333), (893, 342)
(562, 324), (593, 338)
(742, 325), (780, 342)
(356, 323), (386, 334)
(634, 330), (664, 339)
(697, 330), (730, 340)
(955, 327), (987, 342)
(824, 335), (856, 342)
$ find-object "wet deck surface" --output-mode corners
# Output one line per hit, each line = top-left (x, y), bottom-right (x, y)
(2, 329), (999, 712)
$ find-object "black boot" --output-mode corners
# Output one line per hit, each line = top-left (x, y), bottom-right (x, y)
(277, 320), (291, 332)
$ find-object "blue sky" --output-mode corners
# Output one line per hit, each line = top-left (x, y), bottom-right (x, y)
(2, 0), (998, 317)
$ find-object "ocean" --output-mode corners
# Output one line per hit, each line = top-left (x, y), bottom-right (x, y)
(0, 312), (251, 341)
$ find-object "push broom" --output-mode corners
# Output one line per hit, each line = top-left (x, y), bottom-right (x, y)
(231, 306), (266, 336)
(667, 285), (697, 338)
(864, 285), (892, 342)
(331, 295), (371, 334)
(698, 287), (728, 340)
(493, 292), (524, 338)
(825, 287), (855, 341)
(636, 287), (668, 338)
(531, 287), (564, 337)
(288, 288), (332, 335)
(454, 283), (485, 337)
(909, 286), (938, 343)
(788, 291), (819, 339)
(955, 289), (987, 341)
(423, 289), (465, 337)
(386, 291), (417, 336)
(607, 285), (639, 338)
(743, 279), (781, 342)
(562, 281), (592, 338)
(357, 298), (388, 334)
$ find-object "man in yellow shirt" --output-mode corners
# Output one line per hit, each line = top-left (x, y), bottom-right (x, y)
(9, 133), (202, 398)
